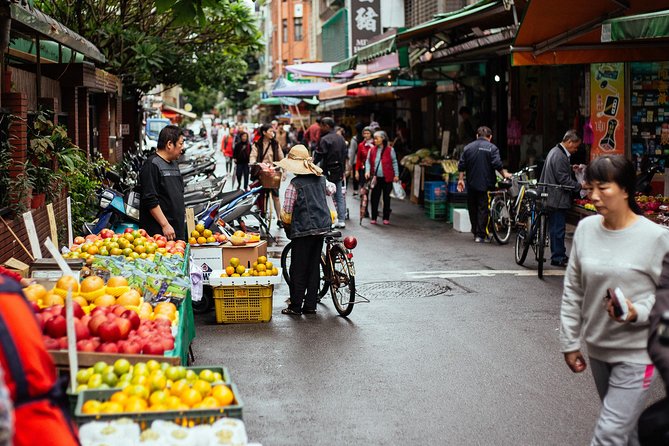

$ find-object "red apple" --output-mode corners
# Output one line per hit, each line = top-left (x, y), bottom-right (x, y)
(116, 318), (131, 340)
(138, 229), (147, 237)
(43, 337), (60, 350)
(121, 310), (141, 330)
(45, 315), (67, 339)
(57, 336), (69, 350)
(76, 339), (96, 352)
(74, 319), (90, 340)
(112, 305), (127, 317)
(96, 342), (118, 353)
(91, 306), (109, 317)
(98, 320), (122, 342)
(30, 302), (40, 314)
(60, 302), (84, 319)
(81, 314), (91, 326)
(124, 228), (134, 234)
(161, 338), (175, 351)
(90, 337), (101, 349)
(106, 312), (118, 321)
(34, 313), (45, 331)
(118, 340), (142, 354)
(88, 314), (107, 336)
(142, 341), (165, 355)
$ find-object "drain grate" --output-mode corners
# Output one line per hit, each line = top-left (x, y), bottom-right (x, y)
(355, 281), (452, 299)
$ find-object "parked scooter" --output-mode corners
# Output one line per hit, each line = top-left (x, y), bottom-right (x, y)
(83, 170), (140, 235)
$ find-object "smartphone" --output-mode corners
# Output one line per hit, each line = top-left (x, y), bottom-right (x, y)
(606, 287), (629, 319)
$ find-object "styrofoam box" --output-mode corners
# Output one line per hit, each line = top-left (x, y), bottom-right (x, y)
(208, 269), (283, 287)
(453, 208), (471, 233)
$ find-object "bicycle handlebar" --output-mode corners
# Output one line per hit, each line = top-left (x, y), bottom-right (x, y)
(534, 182), (576, 191)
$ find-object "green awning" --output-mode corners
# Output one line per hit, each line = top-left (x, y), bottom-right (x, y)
(356, 35), (396, 63)
(601, 10), (669, 42)
(9, 3), (106, 63)
(400, 1), (501, 40)
(332, 55), (357, 75)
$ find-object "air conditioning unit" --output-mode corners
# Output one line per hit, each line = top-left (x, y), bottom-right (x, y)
(294, 3), (303, 17)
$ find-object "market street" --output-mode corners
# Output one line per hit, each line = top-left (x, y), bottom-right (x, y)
(193, 188), (666, 445)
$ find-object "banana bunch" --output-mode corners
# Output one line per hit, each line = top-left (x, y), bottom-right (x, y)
(440, 159), (459, 174)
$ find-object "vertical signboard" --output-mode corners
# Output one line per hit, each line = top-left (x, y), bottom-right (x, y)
(590, 63), (625, 159)
(350, 0), (381, 54)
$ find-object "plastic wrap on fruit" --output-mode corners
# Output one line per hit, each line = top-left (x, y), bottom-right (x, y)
(210, 417), (249, 445)
(150, 421), (200, 444)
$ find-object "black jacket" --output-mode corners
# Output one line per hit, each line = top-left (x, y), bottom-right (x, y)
(233, 141), (251, 164)
(649, 252), (669, 392)
(539, 144), (581, 209)
(316, 129), (347, 182)
(457, 137), (503, 192)
(139, 153), (185, 238)
(289, 175), (331, 239)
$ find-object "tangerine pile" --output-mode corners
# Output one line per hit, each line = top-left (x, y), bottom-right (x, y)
(189, 223), (227, 245)
(219, 256), (278, 278)
(80, 361), (234, 414)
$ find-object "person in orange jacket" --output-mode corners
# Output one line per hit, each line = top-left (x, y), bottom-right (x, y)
(0, 271), (79, 446)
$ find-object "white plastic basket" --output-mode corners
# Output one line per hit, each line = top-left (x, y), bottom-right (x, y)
(208, 269), (283, 287)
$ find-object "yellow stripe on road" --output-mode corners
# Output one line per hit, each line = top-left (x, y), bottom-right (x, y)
(406, 270), (566, 279)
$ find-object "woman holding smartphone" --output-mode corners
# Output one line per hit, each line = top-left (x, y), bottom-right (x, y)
(560, 155), (669, 445)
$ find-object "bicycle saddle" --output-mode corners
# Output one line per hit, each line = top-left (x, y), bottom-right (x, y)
(324, 231), (342, 238)
(498, 180), (512, 189)
(524, 188), (539, 200)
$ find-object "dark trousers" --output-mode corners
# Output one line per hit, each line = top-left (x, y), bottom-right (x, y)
(467, 189), (488, 238)
(236, 163), (249, 189)
(288, 235), (324, 312)
(370, 178), (393, 220)
(639, 397), (669, 445)
(548, 209), (567, 262)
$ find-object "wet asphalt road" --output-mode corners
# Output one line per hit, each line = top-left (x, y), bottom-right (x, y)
(190, 156), (664, 445)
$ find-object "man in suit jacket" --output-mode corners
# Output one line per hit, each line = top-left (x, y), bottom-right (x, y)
(539, 130), (582, 267)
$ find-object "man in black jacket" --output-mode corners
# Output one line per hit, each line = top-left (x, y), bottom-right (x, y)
(539, 130), (582, 267)
(316, 117), (348, 228)
(139, 125), (185, 240)
(457, 126), (510, 242)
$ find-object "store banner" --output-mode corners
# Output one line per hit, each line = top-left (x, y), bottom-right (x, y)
(350, 0), (381, 54)
(590, 63), (625, 159)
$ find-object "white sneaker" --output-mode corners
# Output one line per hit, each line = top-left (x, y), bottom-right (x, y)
(335, 222), (346, 229)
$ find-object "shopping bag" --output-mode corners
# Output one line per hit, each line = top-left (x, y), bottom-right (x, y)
(390, 181), (406, 200)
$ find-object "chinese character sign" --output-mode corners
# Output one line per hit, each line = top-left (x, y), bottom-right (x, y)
(590, 63), (625, 160)
(350, 0), (381, 54)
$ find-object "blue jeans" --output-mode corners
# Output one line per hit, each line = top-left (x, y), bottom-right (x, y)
(548, 209), (567, 262)
(334, 180), (346, 223)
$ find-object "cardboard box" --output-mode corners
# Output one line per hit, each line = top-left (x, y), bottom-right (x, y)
(3, 258), (30, 278)
(222, 240), (267, 269)
(190, 245), (224, 282)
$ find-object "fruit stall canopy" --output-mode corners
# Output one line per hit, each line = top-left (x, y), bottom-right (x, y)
(512, 0), (669, 66)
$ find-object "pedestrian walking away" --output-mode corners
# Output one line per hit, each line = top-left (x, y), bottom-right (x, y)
(275, 145), (335, 316)
(365, 130), (399, 225)
(233, 131), (252, 190)
(315, 117), (348, 229)
(221, 132), (234, 175)
(139, 124), (186, 240)
(539, 129), (583, 266)
(457, 126), (510, 242)
(559, 155), (669, 446)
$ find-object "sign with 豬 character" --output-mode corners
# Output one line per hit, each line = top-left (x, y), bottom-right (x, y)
(350, 0), (382, 55)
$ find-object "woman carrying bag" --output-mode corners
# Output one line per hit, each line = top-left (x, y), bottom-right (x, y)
(250, 123), (285, 226)
(365, 130), (399, 225)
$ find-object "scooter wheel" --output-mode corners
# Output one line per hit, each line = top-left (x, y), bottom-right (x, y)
(192, 286), (214, 314)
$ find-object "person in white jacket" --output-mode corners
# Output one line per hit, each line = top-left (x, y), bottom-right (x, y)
(560, 155), (669, 446)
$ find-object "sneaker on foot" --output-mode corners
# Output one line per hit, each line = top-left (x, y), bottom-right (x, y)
(383, 220), (390, 225)
(335, 221), (346, 229)
(474, 237), (483, 243)
(370, 219), (377, 225)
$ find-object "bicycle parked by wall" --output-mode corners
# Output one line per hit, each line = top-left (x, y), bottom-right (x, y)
(281, 231), (360, 317)
(486, 166), (537, 244)
(514, 182), (574, 279)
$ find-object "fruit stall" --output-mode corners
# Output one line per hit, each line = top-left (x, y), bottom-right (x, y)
(572, 194), (669, 227)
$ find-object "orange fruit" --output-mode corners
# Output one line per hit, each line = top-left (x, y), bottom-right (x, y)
(192, 379), (212, 398)
(148, 404), (167, 412)
(200, 396), (219, 408)
(42, 293), (65, 307)
(196, 236), (207, 245)
(23, 284), (47, 302)
(225, 266), (235, 276)
(79, 276), (106, 301)
(100, 401), (123, 413)
(170, 379), (189, 397)
(149, 390), (168, 407)
(166, 395), (182, 409)
(212, 385), (234, 406)
(154, 302), (177, 316)
(93, 294), (116, 307)
(116, 290), (141, 307)
(54, 275), (79, 297)
(124, 396), (148, 412)
(81, 400), (102, 414)
(110, 392), (128, 404)
(180, 388), (202, 407)
(188, 237), (197, 245)
(73, 296), (88, 308)
(138, 302), (153, 320)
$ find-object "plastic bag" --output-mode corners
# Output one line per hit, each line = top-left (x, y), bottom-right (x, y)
(390, 181), (406, 200)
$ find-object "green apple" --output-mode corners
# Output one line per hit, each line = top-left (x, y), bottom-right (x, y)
(76, 368), (93, 385)
(114, 359), (131, 376)
(93, 361), (107, 375)
(87, 374), (102, 389)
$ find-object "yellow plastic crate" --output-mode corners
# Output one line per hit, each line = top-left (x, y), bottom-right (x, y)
(213, 285), (273, 323)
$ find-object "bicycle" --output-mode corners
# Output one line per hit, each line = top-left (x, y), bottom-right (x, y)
(486, 166), (537, 244)
(514, 182), (574, 278)
(281, 230), (359, 317)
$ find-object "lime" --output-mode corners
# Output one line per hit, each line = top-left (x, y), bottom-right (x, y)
(87, 374), (102, 389)
(146, 360), (160, 372)
(113, 359), (131, 376)
(199, 369), (215, 383)
(102, 372), (118, 387)
(76, 384), (88, 393)
(93, 361), (107, 375)
(76, 368), (93, 385)
(185, 370), (197, 382)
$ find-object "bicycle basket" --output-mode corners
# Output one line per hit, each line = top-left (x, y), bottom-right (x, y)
(259, 170), (282, 189)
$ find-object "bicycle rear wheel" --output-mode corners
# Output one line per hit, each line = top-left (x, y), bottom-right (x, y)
(329, 246), (355, 317)
(515, 214), (531, 265)
(490, 196), (511, 244)
(537, 213), (548, 279)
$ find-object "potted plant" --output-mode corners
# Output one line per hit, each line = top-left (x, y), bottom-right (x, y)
(9, 163), (34, 215)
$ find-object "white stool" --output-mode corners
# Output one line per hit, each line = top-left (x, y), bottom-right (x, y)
(453, 209), (471, 233)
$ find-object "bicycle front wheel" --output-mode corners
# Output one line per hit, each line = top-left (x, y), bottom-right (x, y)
(490, 196), (511, 244)
(537, 213), (548, 279)
(280, 241), (292, 284)
(329, 246), (355, 317)
(515, 214), (531, 265)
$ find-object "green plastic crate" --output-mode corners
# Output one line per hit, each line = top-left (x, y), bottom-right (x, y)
(424, 199), (447, 220)
(447, 203), (468, 223)
(74, 383), (243, 428)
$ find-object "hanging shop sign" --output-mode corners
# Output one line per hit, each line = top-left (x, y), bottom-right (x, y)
(350, 0), (382, 55)
(590, 63), (625, 159)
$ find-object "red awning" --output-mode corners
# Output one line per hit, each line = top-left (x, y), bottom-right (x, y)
(512, 0), (669, 65)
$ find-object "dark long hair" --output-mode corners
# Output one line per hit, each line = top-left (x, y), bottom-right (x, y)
(585, 155), (642, 215)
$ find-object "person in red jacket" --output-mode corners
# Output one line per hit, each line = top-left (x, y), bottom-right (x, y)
(221, 134), (234, 174)
(0, 271), (79, 446)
